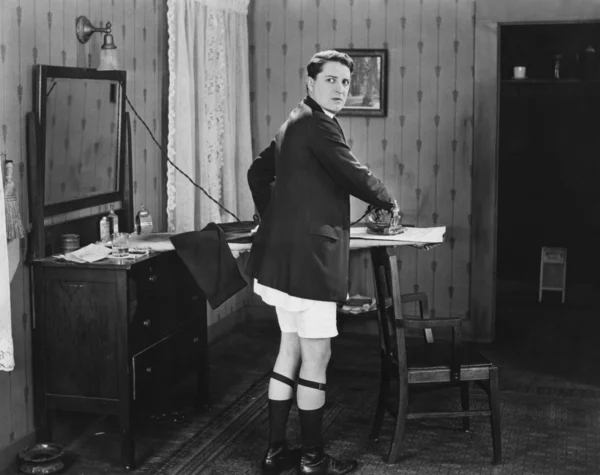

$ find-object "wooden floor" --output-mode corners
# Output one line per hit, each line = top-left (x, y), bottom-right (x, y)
(2, 278), (599, 474)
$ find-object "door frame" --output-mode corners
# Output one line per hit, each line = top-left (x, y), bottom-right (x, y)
(470, 1), (600, 343)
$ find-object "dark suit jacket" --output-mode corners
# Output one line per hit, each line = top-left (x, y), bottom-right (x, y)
(246, 95), (394, 302)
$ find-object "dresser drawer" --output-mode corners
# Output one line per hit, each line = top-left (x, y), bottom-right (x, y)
(129, 293), (177, 352)
(129, 254), (173, 298)
(132, 324), (204, 403)
(128, 254), (179, 350)
(174, 257), (207, 326)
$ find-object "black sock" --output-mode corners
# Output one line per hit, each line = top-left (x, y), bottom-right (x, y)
(298, 406), (325, 449)
(268, 398), (294, 445)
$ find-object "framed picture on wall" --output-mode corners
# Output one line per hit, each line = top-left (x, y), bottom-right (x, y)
(337, 49), (388, 117)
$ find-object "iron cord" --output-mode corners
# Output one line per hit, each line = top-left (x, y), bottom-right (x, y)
(125, 94), (241, 222)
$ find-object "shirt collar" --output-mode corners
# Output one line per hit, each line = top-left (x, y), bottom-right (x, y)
(303, 95), (335, 119)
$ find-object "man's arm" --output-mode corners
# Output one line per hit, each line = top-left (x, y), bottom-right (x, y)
(311, 117), (394, 210)
(247, 140), (276, 217)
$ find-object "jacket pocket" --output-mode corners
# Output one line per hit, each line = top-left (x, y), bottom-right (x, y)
(309, 222), (339, 241)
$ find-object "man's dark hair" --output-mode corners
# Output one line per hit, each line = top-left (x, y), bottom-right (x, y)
(306, 50), (354, 79)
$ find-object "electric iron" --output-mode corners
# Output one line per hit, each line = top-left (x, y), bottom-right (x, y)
(365, 206), (404, 236)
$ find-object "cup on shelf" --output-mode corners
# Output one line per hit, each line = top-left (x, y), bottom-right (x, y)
(112, 232), (130, 257)
(513, 66), (527, 79)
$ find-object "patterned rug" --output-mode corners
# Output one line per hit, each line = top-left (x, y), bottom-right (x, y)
(127, 367), (600, 475)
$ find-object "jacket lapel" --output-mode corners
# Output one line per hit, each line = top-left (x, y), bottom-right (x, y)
(303, 96), (347, 144)
(332, 116), (346, 143)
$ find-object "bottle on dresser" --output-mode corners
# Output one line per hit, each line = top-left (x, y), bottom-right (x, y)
(107, 205), (119, 235)
(99, 217), (110, 242)
(135, 204), (153, 235)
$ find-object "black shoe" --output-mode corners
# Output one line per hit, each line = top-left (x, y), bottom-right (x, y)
(262, 441), (300, 474)
(298, 446), (358, 475)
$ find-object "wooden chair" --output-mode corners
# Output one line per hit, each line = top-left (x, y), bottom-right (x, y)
(368, 246), (502, 465)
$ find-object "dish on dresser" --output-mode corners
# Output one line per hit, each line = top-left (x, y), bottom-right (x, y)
(107, 249), (149, 259)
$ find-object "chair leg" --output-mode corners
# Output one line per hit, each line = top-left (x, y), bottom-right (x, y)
(370, 359), (391, 441)
(386, 383), (409, 464)
(460, 382), (470, 432)
(488, 367), (502, 464)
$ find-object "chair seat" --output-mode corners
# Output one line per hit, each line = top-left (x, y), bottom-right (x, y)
(404, 341), (493, 384)
(405, 340), (491, 368)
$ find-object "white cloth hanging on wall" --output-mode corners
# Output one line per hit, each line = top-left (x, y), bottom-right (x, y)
(0, 164), (15, 372)
(166, 0), (253, 232)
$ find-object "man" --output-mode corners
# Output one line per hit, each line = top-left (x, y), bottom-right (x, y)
(247, 50), (396, 475)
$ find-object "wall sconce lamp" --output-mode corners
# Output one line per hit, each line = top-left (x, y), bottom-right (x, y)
(75, 16), (120, 71)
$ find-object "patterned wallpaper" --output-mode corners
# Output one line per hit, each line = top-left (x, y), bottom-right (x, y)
(0, 0), (167, 452)
(248, 0), (475, 320)
(0, 0), (477, 456)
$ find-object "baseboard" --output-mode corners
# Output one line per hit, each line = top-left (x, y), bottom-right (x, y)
(207, 307), (251, 345)
(0, 430), (36, 472)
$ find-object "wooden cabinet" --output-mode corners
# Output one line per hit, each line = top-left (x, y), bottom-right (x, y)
(31, 251), (207, 470)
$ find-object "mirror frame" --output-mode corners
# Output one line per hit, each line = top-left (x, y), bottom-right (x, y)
(28, 65), (133, 259)
(33, 65), (128, 216)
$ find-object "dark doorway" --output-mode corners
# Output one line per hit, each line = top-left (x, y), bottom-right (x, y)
(497, 22), (600, 306)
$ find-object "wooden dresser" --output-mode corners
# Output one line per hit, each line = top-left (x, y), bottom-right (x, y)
(31, 250), (208, 470)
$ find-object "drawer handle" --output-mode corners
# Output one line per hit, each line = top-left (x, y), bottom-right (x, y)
(146, 367), (152, 373)
(143, 319), (151, 327)
(191, 295), (202, 301)
(193, 336), (200, 344)
(148, 274), (158, 283)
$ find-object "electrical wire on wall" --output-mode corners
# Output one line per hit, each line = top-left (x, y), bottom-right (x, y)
(125, 95), (242, 223)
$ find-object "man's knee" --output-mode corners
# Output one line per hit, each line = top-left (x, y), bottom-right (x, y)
(300, 337), (331, 367)
(279, 332), (301, 357)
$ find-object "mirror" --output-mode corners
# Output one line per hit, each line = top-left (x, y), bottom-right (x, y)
(28, 65), (133, 259)
(44, 77), (120, 206)
(34, 65), (128, 216)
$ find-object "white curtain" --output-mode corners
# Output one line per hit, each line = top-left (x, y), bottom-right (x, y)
(166, 0), (253, 232)
(0, 164), (15, 372)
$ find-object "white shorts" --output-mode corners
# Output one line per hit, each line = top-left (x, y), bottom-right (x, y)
(254, 279), (338, 339)
(276, 300), (338, 339)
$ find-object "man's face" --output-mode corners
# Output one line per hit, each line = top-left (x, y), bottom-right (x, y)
(307, 61), (351, 115)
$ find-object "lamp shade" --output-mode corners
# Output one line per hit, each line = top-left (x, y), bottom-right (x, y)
(98, 48), (119, 70)
(97, 32), (119, 71)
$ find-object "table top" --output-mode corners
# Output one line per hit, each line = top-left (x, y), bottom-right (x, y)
(37, 225), (446, 266)
(228, 226), (445, 257)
